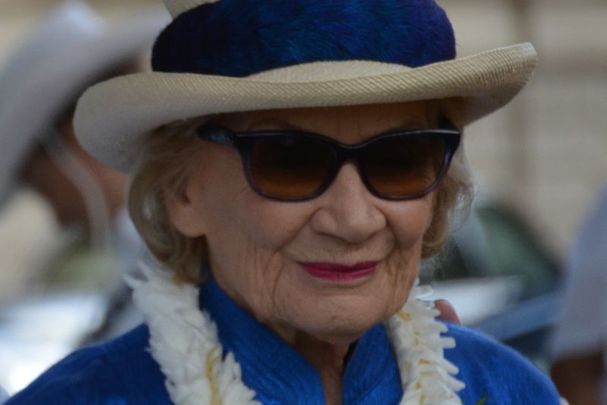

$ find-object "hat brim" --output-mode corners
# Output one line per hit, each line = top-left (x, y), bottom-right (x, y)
(75, 43), (537, 172)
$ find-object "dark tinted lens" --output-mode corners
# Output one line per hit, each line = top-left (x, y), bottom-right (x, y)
(362, 135), (446, 198)
(248, 136), (335, 199)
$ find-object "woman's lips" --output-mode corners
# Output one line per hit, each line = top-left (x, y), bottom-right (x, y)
(299, 261), (378, 281)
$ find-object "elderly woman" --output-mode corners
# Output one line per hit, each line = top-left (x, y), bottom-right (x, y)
(7, 0), (561, 404)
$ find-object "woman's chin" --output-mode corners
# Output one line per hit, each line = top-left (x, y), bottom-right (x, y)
(285, 298), (400, 345)
(261, 265), (413, 346)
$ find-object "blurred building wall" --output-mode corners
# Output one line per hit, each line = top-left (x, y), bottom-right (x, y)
(0, 0), (605, 281)
(446, 0), (607, 256)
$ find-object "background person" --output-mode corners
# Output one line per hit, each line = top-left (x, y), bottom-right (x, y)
(0, 1), (168, 394)
(7, 0), (561, 403)
(0, 1), (164, 296)
(551, 185), (607, 405)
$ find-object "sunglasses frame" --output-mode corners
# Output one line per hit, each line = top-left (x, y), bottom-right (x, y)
(197, 123), (461, 202)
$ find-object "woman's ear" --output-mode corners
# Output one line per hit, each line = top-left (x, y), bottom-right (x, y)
(166, 180), (208, 237)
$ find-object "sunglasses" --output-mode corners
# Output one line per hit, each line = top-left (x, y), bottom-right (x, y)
(196, 122), (461, 202)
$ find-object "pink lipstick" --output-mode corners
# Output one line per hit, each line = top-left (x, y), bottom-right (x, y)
(300, 262), (378, 281)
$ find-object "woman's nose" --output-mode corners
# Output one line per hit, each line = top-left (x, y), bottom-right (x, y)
(310, 163), (386, 244)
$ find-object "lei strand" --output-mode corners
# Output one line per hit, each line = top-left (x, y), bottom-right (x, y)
(128, 264), (465, 405)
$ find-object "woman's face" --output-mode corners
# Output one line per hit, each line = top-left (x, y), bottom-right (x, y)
(169, 102), (436, 345)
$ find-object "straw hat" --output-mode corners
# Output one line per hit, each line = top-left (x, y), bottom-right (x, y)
(0, 1), (168, 201)
(75, 0), (538, 172)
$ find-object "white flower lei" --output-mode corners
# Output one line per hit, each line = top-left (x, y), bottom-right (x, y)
(128, 264), (465, 405)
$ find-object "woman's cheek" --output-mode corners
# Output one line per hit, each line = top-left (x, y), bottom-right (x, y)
(389, 199), (435, 246)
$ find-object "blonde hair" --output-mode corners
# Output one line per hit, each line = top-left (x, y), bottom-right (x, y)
(129, 102), (473, 282)
(128, 119), (209, 283)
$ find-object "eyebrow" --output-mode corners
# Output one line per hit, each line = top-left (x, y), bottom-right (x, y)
(242, 119), (303, 132)
(379, 119), (431, 133)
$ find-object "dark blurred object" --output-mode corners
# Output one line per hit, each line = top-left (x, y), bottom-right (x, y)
(424, 197), (563, 370)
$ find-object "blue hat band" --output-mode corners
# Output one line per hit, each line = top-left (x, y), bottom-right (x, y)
(152, 0), (456, 78)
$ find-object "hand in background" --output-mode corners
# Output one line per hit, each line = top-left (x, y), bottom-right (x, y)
(435, 299), (461, 325)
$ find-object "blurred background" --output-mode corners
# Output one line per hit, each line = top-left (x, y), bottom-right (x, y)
(0, 0), (605, 401)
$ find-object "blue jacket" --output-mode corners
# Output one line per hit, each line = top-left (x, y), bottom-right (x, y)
(7, 280), (561, 404)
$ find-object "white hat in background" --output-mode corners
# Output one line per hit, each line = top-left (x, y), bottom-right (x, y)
(0, 0), (169, 202)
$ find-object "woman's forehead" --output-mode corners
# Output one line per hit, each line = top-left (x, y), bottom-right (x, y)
(215, 101), (437, 135)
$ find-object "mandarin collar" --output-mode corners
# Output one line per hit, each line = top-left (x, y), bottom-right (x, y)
(200, 279), (403, 404)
